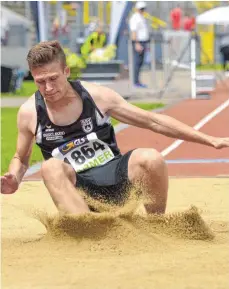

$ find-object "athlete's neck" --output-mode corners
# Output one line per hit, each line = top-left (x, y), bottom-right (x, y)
(45, 82), (79, 111)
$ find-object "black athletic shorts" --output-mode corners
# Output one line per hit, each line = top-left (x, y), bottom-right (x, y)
(76, 150), (134, 205)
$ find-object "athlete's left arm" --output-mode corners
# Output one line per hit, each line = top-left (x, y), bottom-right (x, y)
(103, 86), (229, 149)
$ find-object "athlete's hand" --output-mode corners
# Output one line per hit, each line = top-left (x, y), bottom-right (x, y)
(1, 173), (19, 194)
(212, 137), (229, 149)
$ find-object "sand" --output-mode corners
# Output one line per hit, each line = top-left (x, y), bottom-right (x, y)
(1, 178), (229, 289)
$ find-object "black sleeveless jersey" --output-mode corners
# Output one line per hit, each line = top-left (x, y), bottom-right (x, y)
(35, 80), (121, 160)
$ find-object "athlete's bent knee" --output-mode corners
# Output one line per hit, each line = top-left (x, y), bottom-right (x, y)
(41, 158), (63, 177)
(41, 158), (76, 184)
(138, 149), (165, 170)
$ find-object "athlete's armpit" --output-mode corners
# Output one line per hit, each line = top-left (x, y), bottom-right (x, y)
(97, 86), (154, 129)
(86, 83), (153, 128)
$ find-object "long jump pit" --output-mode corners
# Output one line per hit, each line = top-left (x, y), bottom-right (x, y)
(2, 81), (229, 289)
(1, 178), (229, 289)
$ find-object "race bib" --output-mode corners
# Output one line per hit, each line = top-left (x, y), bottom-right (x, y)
(51, 132), (114, 173)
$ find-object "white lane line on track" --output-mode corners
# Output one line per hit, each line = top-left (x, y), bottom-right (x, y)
(161, 98), (229, 157)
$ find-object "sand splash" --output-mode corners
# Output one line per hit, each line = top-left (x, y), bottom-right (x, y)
(30, 186), (214, 247)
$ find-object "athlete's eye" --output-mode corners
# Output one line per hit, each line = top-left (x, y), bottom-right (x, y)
(37, 80), (45, 84)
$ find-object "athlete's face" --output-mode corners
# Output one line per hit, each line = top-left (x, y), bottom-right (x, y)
(31, 61), (70, 102)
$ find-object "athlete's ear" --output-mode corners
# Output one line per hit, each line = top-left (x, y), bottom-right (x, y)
(64, 66), (70, 78)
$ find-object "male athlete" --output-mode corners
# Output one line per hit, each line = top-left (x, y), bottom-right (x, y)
(1, 41), (229, 214)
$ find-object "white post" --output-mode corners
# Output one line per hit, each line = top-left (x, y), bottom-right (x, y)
(128, 37), (134, 89)
(38, 1), (47, 42)
(150, 38), (157, 90)
(24, 1), (31, 47)
(162, 39), (169, 87)
(191, 36), (196, 99)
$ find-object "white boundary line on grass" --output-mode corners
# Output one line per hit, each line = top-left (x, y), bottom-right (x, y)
(161, 98), (229, 157)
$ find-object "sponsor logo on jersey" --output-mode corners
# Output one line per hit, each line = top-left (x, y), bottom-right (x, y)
(43, 130), (65, 141)
(59, 136), (88, 155)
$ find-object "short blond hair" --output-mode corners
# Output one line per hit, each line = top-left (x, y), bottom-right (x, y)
(27, 40), (66, 70)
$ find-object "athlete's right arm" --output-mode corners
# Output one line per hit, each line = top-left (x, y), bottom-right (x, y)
(1, 103), (35, 194)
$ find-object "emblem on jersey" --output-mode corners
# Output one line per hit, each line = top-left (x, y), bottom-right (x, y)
(46, 124), (52, 129)
(80, 118), (93, 133)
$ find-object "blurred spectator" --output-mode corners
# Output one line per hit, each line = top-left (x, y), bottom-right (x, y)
(183, 13), (195, 31)
(80, 23), (106, 60)
(15, 68), (26, 91)
(52, 15), (60, 38)
(1, 13), (9, 46)
(7, 67), (26, 93)
(220, 33), (229, 72)
(170, 6), (182, 30)
(51, 10), (70, 46)
(129, 1), (149, 88)
(84, 19), (99, 38)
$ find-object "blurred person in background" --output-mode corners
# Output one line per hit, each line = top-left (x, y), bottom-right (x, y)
(51, 11), (70, 46)
(52, 15), (60, 39)
(219, 32), (229, 72)
(1, 13), (9, 46)
(84, 19), (99, 38)
(129, 1), (149, 88)
(170, 5), (182, 30)
(183, 12), (195, 31)
(80, 23), (107, 60)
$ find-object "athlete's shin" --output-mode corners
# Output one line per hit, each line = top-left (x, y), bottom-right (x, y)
(41, 158), (90, 214)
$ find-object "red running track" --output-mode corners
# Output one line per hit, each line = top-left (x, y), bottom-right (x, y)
(116, 81), (229, 177)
